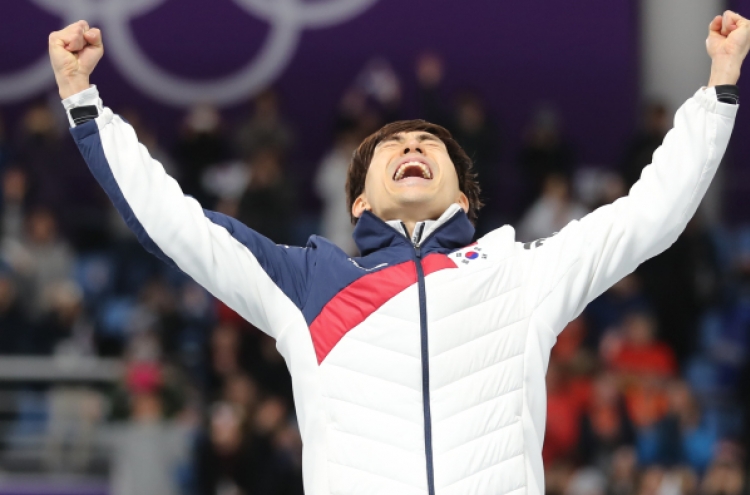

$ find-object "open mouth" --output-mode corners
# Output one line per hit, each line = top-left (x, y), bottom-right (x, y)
(393, 160), (433, 181)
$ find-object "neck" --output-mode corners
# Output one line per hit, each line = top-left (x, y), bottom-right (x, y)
(384, 204), (464, 242)
(386, 208), (442, 237)
(353, 204), (473, 257)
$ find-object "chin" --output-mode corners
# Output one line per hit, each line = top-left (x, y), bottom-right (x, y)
(395, 193), (436, 208)
(397, 197), (450, 218)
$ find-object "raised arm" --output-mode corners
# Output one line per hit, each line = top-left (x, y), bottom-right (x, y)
(48, 21), (313, 336)
(521, 11), (749, 333)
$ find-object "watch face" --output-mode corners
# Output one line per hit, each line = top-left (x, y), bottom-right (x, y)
(70, 105), (100, 125)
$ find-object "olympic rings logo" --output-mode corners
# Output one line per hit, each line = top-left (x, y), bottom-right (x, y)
(0, 0), (379, 106)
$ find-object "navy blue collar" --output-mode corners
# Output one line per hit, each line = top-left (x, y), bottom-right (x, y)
(353, 208), (475, 256)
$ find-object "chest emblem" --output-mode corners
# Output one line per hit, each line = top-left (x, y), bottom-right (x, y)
(452, 245), (488, 265)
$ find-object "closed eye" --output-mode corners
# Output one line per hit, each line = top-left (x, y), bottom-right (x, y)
(378, 141), (399, 149)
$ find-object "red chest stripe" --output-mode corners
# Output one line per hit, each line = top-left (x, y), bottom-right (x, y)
(310, 253), (457, 364)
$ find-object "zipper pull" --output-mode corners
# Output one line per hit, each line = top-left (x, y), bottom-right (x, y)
(413, 223), (426, 248)
(401, 221), (424, 258)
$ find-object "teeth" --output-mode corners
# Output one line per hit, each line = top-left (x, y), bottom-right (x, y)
(394, 162), (432, 181)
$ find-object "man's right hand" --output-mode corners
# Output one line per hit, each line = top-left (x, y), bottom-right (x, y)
(49, 20), (103, 99)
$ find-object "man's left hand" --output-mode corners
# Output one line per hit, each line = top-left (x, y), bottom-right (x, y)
(707, 11), (750, 86)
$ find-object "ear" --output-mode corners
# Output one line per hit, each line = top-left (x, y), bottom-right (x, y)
(456, 192), (469, 213)
(352, 194), (370, 219)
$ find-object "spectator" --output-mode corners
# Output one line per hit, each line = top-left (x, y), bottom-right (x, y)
(517, 104), (576, 212)
(176, 280), (216, 379)
(635, 466), (666, 495)
(3, 208), (74, 319)
(136, 277), (185, 362)
(15, 100), (106, 249)
(0, 168), (30, 353)
(34, 280), (94, 356)
(104, 363), (192, 495)
(606, 312), (677, 379)
(0, 268), (28, 354)
(120, 108), (178, 178)
(416, 52), (450, 127)
(587, 172), (627, 212)
(607, 446), (638, 495)
(565, 467), (607, 495)
(1, 167), (29, 245)
(452, 90), (500, 186)
(195, 397), (301, 495)
(585, 274), (651, 349)
(223, 373), (260, 417)
(700, 459), (745, 495)
(195, 402), (260, 495)
(315, 126), (360, 255)
(174, 103), (232, 206)
(334, 86), (388, 140)
(44, 387), (104, 472)
(207, 323), (251, 395)
(635, 217), (723, 363)
(236, 148), (296, 245)
(623, 375), (670, 430)
(578, 372), (636, 468)
(518, 173), (589, 243)
(544, 359), (582, 465)
(603, 312), (676, 428)
(545, 461), (574, 495)
(638, 381), (717, 473)
(658, 468), (699, 495)
(14, 101), (70, 211)
(620, 102), (669, 189)
(247, 333), (295, 405)
(252, 397), (303, 495)
(235, 88), (294, 161)
(355, 58), (402, 125)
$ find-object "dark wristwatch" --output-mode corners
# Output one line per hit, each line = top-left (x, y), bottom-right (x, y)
(69, 105), (99, 125)
(715, 85), (739, 105)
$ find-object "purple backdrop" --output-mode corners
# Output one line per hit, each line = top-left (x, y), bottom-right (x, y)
(1, 0), (639, 214)
(726, 0), (750, 224)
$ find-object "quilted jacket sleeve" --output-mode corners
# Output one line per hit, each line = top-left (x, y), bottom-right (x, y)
(66, 87), (312, 337)
(519, 87), (737, 334)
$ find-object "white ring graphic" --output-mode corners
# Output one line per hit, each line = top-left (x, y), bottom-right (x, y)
(0, 0), (378, 106)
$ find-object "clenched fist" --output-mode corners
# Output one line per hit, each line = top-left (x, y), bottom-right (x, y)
(707, 11), (750, 86)
(49, 20), (103, 99)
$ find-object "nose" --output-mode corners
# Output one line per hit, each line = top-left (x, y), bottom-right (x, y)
(402, 137), (424, 155)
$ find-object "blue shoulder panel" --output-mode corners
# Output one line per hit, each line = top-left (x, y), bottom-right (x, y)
(202, 210), (316, 310)
(299, 234), (414, 324)
(70, 120), (179, 270)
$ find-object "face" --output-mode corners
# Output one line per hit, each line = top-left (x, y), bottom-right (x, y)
(352, 131), (468, 223)
(624, 314), (655, 346)
(28, 210), (57, 244)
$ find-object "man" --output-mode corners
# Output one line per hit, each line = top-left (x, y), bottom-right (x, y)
(48, 12), (747, 495)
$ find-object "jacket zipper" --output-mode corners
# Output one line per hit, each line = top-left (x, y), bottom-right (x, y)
(405, 222), (436, 495)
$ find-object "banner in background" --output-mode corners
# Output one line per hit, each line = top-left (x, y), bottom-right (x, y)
(0, 0), (379, 106)
(0, 0), (638, 170)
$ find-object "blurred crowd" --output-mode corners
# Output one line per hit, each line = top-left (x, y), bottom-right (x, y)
(0, 53), (747, 495)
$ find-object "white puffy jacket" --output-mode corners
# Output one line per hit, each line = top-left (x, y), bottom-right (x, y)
(65, 86), (736, 495)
